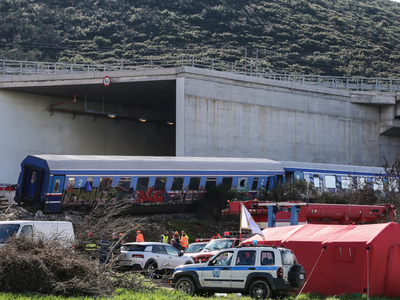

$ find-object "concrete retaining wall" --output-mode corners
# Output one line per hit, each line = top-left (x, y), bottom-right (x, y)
(176, 67), (400, 166)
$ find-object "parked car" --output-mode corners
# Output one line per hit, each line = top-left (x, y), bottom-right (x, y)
(170, 245), (306, 298)
(118, 242), (194, 278)
(184, 241), (208, 255)
(0, 220), (75, 246)
(190, 238), (242, 263)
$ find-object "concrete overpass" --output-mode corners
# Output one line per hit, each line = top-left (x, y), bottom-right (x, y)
(0, 59), (400, 183)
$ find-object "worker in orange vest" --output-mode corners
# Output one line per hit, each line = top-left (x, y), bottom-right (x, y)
(181, 231), (189, 250)
(213, 232), (221, 239)
(136, 230), (144, 242)
(172, 231), (180, 243)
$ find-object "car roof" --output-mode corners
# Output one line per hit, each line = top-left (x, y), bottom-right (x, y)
(236, 245), (290, 251)
(122, 242), (167, 246)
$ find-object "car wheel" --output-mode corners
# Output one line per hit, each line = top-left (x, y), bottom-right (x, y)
(175, 277), (197, 295)
(184, 260), (193, 264)
(144, 261), (159, 279)
(249, 280), (272, 299)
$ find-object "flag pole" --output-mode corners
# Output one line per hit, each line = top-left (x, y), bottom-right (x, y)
(239, 203), (242, 240)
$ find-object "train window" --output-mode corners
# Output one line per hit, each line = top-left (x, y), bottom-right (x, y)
(171, 177), (184, 190)
(87, 177), (94, 187)
(99, 177), (113, 192)
(54, 179), (61, 193)
(205, 178), (217, 190)
(67, 178), (75, 192)
(31, 171), (37, 184)
(118, 177), (131, 192)
(188, 177), (201, 190)
(136, 177), (149, 191)
(85, 177), (94, 193)
(325, 176), (336, 189)
(222, 177), (233, 189)
(81, 177), (96, 203)
(155, 177), (167, 191)
(313, 175), (320, 188)
(252, 178), (259, 190)
(358, 177), (367, 189)
(238, 177), (248, 190)
(373, 178), (383, 191)
(342, 177), (353, 189)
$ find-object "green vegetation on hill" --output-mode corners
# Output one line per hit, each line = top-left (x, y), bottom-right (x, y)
(1, 0), (400, 78)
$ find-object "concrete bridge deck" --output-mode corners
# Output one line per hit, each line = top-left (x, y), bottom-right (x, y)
(0, 59), (399, 183)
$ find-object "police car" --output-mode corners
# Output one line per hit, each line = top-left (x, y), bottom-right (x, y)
(169, 245), (305, 298)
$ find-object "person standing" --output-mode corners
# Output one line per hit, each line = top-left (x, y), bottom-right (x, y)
(171, 231), (180, 246)
(160, 230), (169, 244)
(181, 231), (189, 250)
(119, 232), (124, 243)
(172, 231), (180, 241)
(85, 232), (98, 260)
(98, 235), (110, 264)
(172, 237), (181, 251)
(136, 230), (144, 242)
(213, 232), (221, 239)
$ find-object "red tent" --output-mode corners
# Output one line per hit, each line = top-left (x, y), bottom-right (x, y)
(243, 222), (400, 297)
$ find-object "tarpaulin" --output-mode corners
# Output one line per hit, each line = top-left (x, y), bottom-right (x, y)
(243, 222), (400, 297)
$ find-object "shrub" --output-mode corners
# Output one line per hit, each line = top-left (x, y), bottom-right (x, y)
(0, 235), (154, 297)
(0, 237), (112, 296)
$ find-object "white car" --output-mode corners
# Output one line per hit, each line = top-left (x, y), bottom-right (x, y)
(118, 242), (194, 278)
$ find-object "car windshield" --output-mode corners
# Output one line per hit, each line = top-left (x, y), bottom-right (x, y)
(0, 224), (20, 244)
(203, 240), (233, 252)
(122, 244), (146, 251)
(185, 243), (206, 253)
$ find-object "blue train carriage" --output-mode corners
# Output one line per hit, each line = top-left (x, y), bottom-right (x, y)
(281, 161), (391, 193)
(14, 155), (285, 213)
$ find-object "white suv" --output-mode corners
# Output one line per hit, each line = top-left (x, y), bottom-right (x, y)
(170, 245), (305, 298)
(118, 242), (194, 278)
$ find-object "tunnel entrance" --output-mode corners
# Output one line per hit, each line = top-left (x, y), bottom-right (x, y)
(6, 78), (177, 156)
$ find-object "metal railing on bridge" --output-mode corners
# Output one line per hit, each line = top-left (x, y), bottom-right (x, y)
(1, 56), (400, 93)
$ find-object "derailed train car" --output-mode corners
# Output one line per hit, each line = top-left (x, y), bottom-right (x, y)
(14, 155), (396, 214)
(14, 155), (285, 213)
(282, 161), (392, 193)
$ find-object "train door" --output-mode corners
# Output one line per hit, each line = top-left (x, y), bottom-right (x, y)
(46, 175), (65, 212)
(19, 165), (44, 209)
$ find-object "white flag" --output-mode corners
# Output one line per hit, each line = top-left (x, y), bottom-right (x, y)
(240, 203), (264, 239)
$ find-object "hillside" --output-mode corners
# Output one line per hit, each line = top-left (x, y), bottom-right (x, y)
(1, 0), (400, 78)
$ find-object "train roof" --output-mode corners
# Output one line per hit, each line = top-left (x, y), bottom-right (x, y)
(281, 161), (385, 176)
(24, 155), (285, 173)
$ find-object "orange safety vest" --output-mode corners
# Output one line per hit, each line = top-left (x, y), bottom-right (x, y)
(136, 233), (144, 242)
(181, 235), (188, 248)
